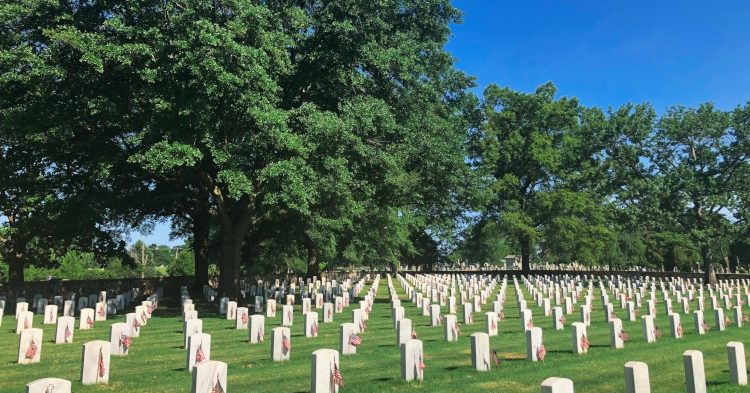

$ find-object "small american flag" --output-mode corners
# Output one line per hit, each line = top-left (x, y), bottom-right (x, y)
(97, 305), (105, 317)
(241, 312), (248, 325)
(558, 316), (565, 325)
(618, 330), (630, 342)
(87, 316), (94, 329)
(132, 318), (141, 331)
(498, 311), (505, 321)
(417, 353), (426, 373)
(287, 309), (293, 323)
(65, 324), (72, 342)
(468, 314), (473, 324)
(676, 325), (683, 338)
(270, 304), (276, 314)
(258, 326), (265, 342)
(536, 344), (546, 362)
(211, 375), (225, 393)
(725, 316), (732, 326)
(526, 319), (534, 329)
(743, 313), (749, 322)
(282, 334), (291, 353)
(327, 308), (332, 319)
(654, 327), (662, 339)
(97, 348), (106, 377)
(348, 333), (362, 346)
(701, 320), (710, 331)
(195, 342), (206, 363)
(312, 321), (319, 336)
(580, 335), (589, 352)
(140, 311), (147, 323)
(359, 320), (366, 333)
(490, 319), (497, 331)
(452, 323), (460, 338)
(25, 338), (38, 360)
(120, 335), (131, 352)
(332, 361), (344, 387)
(411, 329), (418, 339)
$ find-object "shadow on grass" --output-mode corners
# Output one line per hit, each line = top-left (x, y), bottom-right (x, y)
(373, 377), (394, 382)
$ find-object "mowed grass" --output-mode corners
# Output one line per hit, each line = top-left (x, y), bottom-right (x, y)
(0, 278), (748, 393)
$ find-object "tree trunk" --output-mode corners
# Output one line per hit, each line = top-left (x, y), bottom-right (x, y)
(192, 205), (210, 292)
(8, 247), (25, 288)
(218, 215), (248, 301)
(663, 246), (676, 272)
(520, 235), (531, 273)
(305, 240), (319, 279)
(701, 244), (717, 285)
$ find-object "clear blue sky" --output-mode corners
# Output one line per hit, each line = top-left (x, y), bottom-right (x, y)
(447, 0), (750, 111)
(133, 0), (750, 246)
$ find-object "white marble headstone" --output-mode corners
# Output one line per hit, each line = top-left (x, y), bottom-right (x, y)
(80, 340), (110, 385)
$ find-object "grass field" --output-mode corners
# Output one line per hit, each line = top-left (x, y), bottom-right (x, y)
(0, 277), (748, 392)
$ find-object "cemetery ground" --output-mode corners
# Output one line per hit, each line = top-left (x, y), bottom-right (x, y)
(0, 280), (748, 393)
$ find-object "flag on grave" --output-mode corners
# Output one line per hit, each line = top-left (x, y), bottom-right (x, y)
(580, 335), (589, 352)
(97, 348), (106, 377)
(536, 343), (546, 362)
(195, 342), (206, 363)
(25, 338), (38, 360)
(332, 361), (344, 387)
(120, 335), (131, 351)
(211, 374), (225, 393)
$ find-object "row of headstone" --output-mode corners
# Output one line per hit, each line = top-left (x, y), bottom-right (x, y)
(21, 287), (162, 390)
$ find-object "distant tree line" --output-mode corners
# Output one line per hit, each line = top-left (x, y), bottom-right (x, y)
(1, 1), (749, 295)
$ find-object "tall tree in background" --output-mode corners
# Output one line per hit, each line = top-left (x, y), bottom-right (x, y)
(472, 83), (604, 271)
(651, 103), (750, 280)
(3, 0), (472, 295)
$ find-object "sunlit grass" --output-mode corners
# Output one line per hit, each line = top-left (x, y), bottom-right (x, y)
(0, 278), (747, 392)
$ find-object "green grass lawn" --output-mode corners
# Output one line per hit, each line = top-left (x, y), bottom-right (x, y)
(0, 278), (747, 392)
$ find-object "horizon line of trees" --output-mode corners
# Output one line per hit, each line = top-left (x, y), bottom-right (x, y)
(2, 1), (749, 297)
